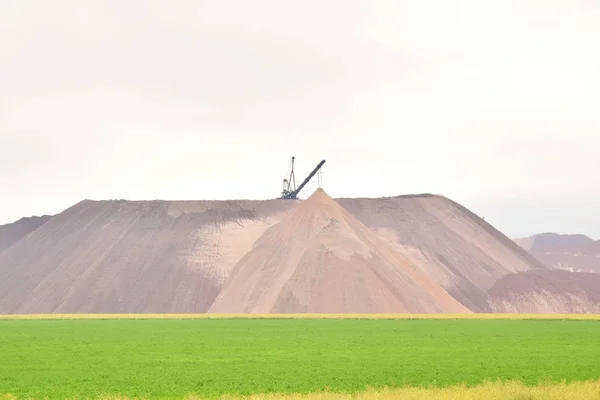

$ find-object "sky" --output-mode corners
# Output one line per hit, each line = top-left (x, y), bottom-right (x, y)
(1, 0), (599, 239)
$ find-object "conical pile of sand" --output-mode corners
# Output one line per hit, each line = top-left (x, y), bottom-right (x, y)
(209, 188), (471, 313)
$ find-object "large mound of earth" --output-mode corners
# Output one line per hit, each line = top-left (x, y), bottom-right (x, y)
(514, 233), (600, 274)
(0, 199), (293, 313)
(209, 189), (470, 313)
(488, 270), (600, 313)
(0, 189), (544, 314)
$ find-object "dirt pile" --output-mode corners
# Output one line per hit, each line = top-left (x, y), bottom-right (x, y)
(488, 270), (600, 313)
(0, 189), (547, 314)
(0, 215), (52, 252)
(209, 189), (470, 313)
(0, 199), (293, 313)
(514, 233), (600, 273)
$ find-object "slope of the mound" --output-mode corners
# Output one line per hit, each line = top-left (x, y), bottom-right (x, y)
(0, 199), (294, 313)
(488, 270), (600, 313)
(514, 233), (600, 273)
(209, 189), (471, 314)
(337, 195), (546, 312)
(0, 215), (52, 252)
(513, 236), (537, 252)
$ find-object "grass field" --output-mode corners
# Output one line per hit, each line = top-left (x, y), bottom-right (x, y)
(1, 318), (600, 399)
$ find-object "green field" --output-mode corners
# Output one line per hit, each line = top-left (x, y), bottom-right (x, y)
(1, 319), (600, 399)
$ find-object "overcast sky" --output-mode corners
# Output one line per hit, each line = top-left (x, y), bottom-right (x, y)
(1, 0), (599, 238)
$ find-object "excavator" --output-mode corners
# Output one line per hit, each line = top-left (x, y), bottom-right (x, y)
(279, 156), (326, 200)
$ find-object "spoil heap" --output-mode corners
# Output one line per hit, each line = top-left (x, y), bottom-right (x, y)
(0, 199), (292, 313)
(0, 189), (549, 314)
(209, 189), (470, 313)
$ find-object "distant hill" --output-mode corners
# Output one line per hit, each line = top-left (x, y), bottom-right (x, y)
(0, 215), (52, 252)
(514, 233), (600, 273)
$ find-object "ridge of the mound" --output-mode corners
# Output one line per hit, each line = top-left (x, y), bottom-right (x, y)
(209, 189), (470, 314)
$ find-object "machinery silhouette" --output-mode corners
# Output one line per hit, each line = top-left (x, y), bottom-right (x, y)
(279, 156), (326, 200)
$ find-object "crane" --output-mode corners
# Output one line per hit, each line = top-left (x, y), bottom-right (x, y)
(279, 157), (326, 200)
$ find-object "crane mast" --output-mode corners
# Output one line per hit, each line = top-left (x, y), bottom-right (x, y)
(279, 157), (326, 200)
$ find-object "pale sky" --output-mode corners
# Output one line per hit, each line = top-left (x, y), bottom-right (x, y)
(1, 0), (599, 239)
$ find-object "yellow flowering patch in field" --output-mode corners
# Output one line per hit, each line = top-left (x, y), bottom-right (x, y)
(215, 380), (600, 400)
(2, 380), (600, 399)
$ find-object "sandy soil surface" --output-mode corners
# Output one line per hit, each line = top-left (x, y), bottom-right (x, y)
(338, 195), (544, 312)
(514, 233), (600, 274)
(0, 189), (544, 314)
(0, 199), (293, 313)
(0, 215), (52, 253)
(209, 189), (470, 313)
(488, 269), (600, 313)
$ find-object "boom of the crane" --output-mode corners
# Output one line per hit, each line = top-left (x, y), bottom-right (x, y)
(279, 157), (326, 200)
